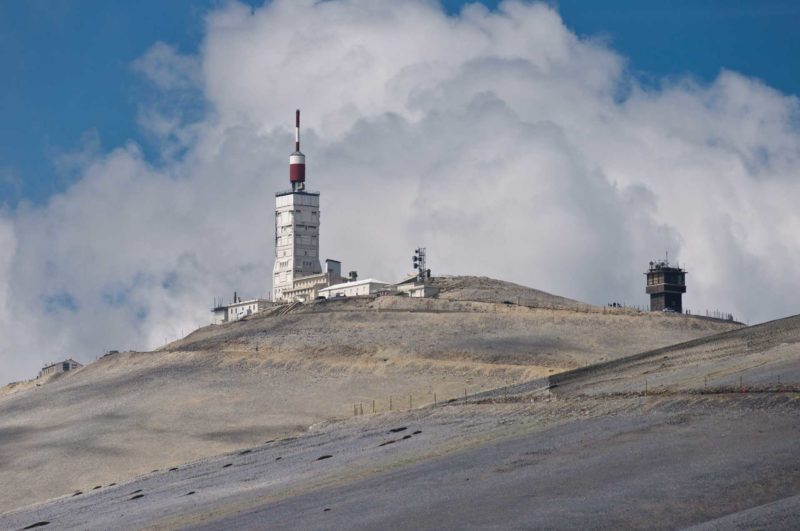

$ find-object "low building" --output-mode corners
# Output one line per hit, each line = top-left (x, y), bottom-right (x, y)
(280, 259), (346, 302)
(38, 358), (83, 379)
(212, 292), (270, 324)
(316, 275), (440, 299)
(397, 282), (439, 298)
(319, 278), (392, 298)
(394, 275), (440, 298)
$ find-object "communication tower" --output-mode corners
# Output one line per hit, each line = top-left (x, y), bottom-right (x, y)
(272, 110), (322, 301)
(412, 248), (430, 282)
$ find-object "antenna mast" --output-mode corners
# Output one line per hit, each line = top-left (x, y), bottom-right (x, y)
(295, 109), (300, 152)
(413, 247), (427, 282)
(289, 109), (306, 192)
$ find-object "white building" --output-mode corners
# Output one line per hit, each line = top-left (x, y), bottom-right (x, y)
(38, 358), (83, 379)
(212, 292), (269, 324)
(268, 111), (439, 304)
(280, 259), (346, 302)
(318, 278), (392, 299)
(395, 276), (440, 298)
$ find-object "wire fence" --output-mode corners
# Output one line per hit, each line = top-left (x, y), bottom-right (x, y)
(349, 379), (554, 417)
(349, 371), (797, 416)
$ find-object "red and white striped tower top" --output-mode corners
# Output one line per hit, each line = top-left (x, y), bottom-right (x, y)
(289, 109), (306, 191)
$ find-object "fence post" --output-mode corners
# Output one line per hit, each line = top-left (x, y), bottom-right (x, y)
(372, 399), (375, 413)
(434, 392), (437, 406)
(389, 396), (392, 411)
(409, 395), (412, 409)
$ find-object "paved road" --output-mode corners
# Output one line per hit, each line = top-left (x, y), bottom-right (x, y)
(2, 394), (798, 530)
(193, 405), (800, 530)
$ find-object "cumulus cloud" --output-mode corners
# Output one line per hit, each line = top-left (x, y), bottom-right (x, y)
(1, 0), (799, 383)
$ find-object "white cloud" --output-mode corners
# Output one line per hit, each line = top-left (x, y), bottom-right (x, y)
(132, 41), (201, 92)
(1, 0), (799, 383)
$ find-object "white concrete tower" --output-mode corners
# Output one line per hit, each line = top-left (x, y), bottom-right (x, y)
(272, 110), (322, 302)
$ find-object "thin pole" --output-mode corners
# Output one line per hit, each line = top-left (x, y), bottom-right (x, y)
(295, 109), (300, 151)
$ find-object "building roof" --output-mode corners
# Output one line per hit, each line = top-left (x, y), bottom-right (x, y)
(319, 278), (391, 292)
(646, 258), (687, 274)
(41, 358), (83, 370)
(275, 190), (320, 197)
(282, 273), (332, 293)
(212, 299), (266, 312)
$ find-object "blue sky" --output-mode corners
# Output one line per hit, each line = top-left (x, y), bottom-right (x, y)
(1, 0), (799, 207)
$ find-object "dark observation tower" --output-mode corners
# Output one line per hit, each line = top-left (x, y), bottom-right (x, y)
(645, 257), (687, 313)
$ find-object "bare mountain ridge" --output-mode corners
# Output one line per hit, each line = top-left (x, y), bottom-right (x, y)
(0, 276), (741, 514)
(431, 275), (582, 307)
(171, 276), (737, 370)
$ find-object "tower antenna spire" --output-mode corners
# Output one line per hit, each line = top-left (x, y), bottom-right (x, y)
(289, 109), (306, 191)
(295, 109), (300, 152)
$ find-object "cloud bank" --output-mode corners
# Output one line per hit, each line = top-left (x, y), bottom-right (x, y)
(2, 0), (799, 383)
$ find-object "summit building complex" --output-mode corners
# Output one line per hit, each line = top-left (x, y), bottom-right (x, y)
(272, 110), (322, 301)
(272, 111), (344, 302)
